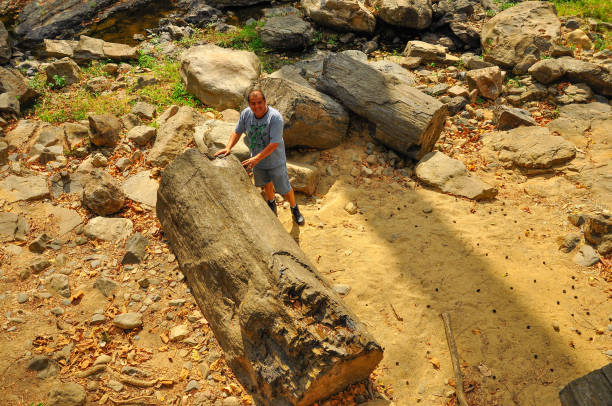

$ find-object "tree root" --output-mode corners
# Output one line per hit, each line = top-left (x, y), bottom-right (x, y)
(109, 395), (159, 405)
(75, 364), (107, 378)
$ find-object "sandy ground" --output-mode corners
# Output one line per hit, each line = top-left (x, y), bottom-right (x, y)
(278, 134), (611, 405)
(0, 134), (610, 406)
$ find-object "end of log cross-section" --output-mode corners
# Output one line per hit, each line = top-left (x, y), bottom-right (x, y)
(156, 149), (384, 406)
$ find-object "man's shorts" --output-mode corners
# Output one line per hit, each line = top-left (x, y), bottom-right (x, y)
(253, 164), (292, 195)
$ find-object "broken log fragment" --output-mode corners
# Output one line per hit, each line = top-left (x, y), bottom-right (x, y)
(559, 362), (612, 406)
(317, 52), (447, 159)
(156, 150), (383, 406)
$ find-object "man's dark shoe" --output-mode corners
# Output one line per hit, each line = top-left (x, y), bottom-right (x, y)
(291, 205), (305, 225)
(267, 199), (277, 216)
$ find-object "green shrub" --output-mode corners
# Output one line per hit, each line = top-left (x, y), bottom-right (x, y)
(51, 74), (66, 89)
(138, 51), (156, 69)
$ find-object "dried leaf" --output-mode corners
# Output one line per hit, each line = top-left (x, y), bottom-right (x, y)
(70, 291), (85, 305)
(191, 349), (200, 362)
(478, 362), (492, 377)
(79, 358), (91, 370)
(430, 357), (440, 369)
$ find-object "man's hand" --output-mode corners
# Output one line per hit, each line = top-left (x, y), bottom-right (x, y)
(214, 147), (230, 157)
(241, 157), (259, 171)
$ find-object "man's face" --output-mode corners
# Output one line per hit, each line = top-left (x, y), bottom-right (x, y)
(248, 92), (267, 118)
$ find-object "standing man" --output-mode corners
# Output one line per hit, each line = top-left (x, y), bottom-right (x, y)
(214, 89), (305, 226)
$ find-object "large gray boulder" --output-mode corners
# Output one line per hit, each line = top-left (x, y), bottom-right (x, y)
(47, 382), (86, 406)
(528, 58), (565, 84)
(287, 161), (320, 195)
(256, 77), (349, 149)
(81, 169), (125, 216)
(301, 0), (376, 33)
(180, 44), (261, 111)
(85, 217), (133, 242)
(44, 39), (77, 58)
(122, 170), (158, 208)
(102, 41), (138, 60)
(45, 58), (81, 86)
(0, 21), (10, 64)
(371, 0), (432, 30)
(466, 66), (502, 100)
(148, 106), (202, 167)
(557, 56), (612, 97)
(403, 40), (447, 62)
(196, 119), (251, 161)
(416, 151), (497, 200)
(0, 175), (49, 202)
(88, 114), (122, 147)
(0, 67), (39, 106)
(0, 212), (29, 242)
(481, 1), (561, 69)
(317, 52), (447, 158)
(73, 36), (104, 61)
(260, 15), (313, 49)
(0, 92), (19, 116)
(481, 126), (576, 169)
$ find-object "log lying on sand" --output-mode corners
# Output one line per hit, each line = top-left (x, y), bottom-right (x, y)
(317, 52), (447, 159)
(156, 150), (383, 406)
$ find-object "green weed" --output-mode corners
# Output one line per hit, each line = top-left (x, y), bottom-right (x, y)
(50, 74), (66, 89)
(218, 22), (266, 53)
(138, 51), (156, 69)
(550, 0), (611, 22)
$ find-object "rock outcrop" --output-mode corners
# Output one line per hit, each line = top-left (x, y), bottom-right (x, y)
(180, 44), (261, 110)
(481, 1), (561, 69)
(371, 0), (432, 30)
(301, 0), (376, 33)
(256, 77), (349, 149)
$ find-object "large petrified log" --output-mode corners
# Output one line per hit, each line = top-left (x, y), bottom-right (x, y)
(156, 150), (383, 406)
(317, 52), (447, 159)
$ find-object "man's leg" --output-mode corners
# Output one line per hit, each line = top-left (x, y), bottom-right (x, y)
(263, 181), (275, 201)
(271, 165), (304, 225)
(282, 188), (296, 208)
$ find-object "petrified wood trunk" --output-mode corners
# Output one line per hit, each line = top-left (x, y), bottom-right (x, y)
(156, 150), (383, 406)
(317, 52), (447, 159)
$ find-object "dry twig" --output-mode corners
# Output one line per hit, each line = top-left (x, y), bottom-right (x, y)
(441, 312), (469, 406)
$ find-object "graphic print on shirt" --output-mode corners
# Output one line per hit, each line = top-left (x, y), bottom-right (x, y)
(248, 123), (267, 152)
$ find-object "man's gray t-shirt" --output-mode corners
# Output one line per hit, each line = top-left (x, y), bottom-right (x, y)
(235, 106), (286, 170)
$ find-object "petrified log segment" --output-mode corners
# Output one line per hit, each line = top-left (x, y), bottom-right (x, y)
(157, 150), (383, 406)
(559, 362), (612, 406)
(317, 52), (447, 158)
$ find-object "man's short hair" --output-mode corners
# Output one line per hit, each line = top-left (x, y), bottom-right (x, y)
(247, 89), (266, 102)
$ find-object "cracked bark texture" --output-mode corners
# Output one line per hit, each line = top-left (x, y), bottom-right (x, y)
(156, 150), (383, 406)
(317, 52), (447, 159)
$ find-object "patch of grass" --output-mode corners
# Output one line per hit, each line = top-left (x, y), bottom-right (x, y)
(311, 30), (324, 44)
(50, 74), (66, 89)
(327, 34), (339, 47)
(494, 0), (517, 11)
(550, 0), (611, 22)
(81, 60), (112, 77)
(218, 21), (266, 53)
(138, 51), (156, 69)
(592, 29), (612, 50)
(177, 28), (202, 48)
(29, 87), (131, 124)
(28, 72), (47, 91)
(130, 58), (202, 111)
